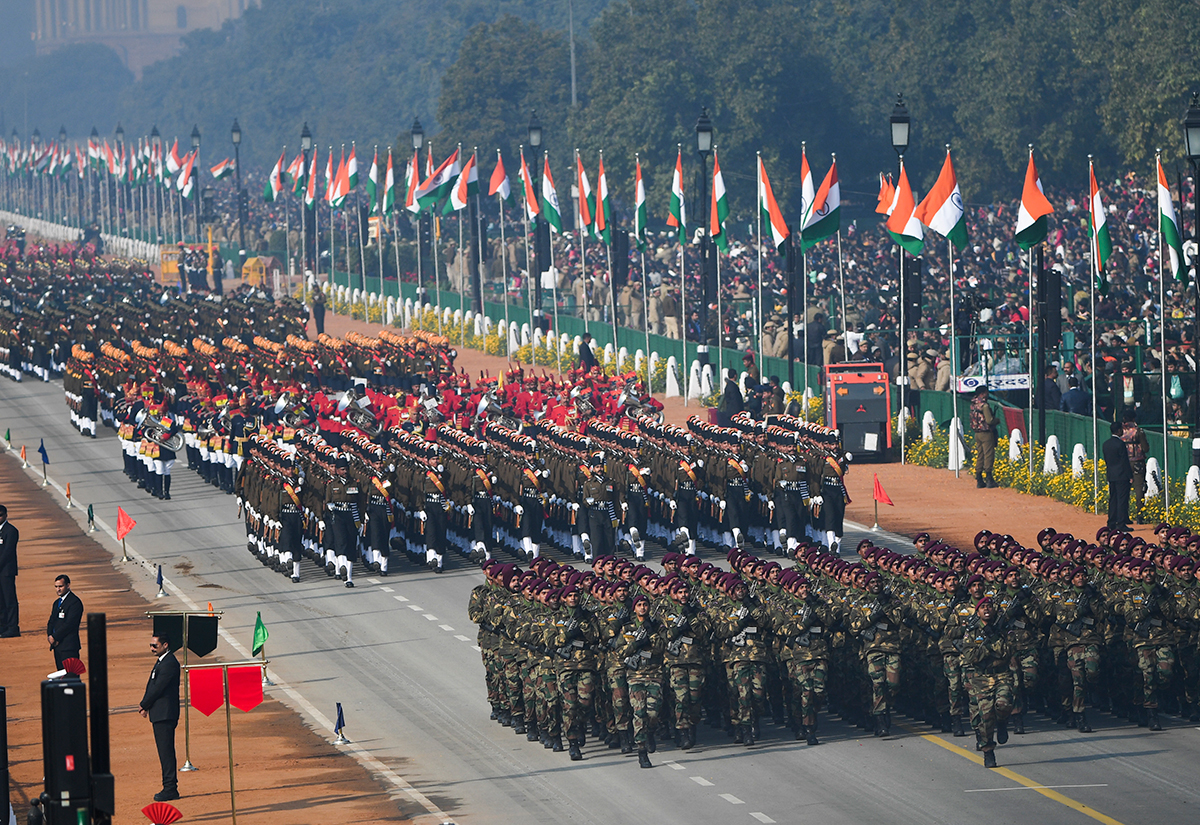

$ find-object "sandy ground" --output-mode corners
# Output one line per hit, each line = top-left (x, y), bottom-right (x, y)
(0, 453), (407, 824)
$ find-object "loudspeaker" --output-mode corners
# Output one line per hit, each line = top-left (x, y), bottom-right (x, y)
(613, 229), (630, 287)
(904, 257), (923, 326)
(40, 678), (91, 825)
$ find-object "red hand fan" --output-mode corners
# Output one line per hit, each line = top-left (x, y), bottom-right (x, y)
(141, 801), (182, 824)
(61, 657), (86, 675)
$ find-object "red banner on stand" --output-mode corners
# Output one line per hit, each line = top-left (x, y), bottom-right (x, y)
(189, 667), (224, 716)
(227, 665), (264, 712)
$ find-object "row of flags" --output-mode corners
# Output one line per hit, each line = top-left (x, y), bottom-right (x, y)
(876, 148), (1186, 296)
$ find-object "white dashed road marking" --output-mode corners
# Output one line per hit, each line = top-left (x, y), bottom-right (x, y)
(366, 578), (381, 584)
(454, 635), (471, 642)
(380, 586), (394, 593)
(424, 614), (439, 621)
(393, 595), (408, 602)
(750, 814), (776, 824)
(690, 777), (714, 787)
(662, 760), (685, 771)
(439, 624), (454, 632)
(719, 794), (744, 805)
(407, 604), (423, 611)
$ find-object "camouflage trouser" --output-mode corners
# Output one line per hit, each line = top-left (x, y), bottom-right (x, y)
(669, 664), (705, 729)
(1012, 648), (1039, 713)
(628, 675), (663, 747)
(1135, 645), (1175, 709)
(535, 661), (560, 735)
(866, 651), (901, 715)
(557, 669), (596, 741)
(943, 653), (967, 717)
(482, 648), (504, 710)
(519, 658), (538, 724)
(968, 672), (1014, 749)
(728, 660), (766, 726)
(502, 655), (525, 720)
(607, 667), (631, 734)
(1060, 644), (1100, 713)
(785, 658), (827, 723)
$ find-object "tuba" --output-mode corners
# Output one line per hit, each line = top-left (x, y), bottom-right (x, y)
(347, 405), (382, 438)
(145, 419), (184, 452)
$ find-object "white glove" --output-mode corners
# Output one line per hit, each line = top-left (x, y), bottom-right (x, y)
(640, 467), (650, 476)
(417, 511), (428, 521)
(669, 500), (677, 510)
(695, 460), (704, 468)
(466, 504), (475, 515)
(768, 501), (775, 511)
(586, 497), (595, 506)
(719, 500), (726, 510)
(515, 505), (524, 515)
(811, 496), (823, 506)
(621, 502), (628, 512)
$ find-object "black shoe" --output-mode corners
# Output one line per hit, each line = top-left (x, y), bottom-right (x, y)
(153, 789), (180, 801)
(976, 478), (986, 488)
(620, 731), (632, 754)
(986, 479), (999, 488)
(569, 742), (582, 761)
(873, 716), (885, 737)
(733, 726), (744, 744)
(1014, 713), (1025, 735)
(1137, 707), (1148, 727)
(647, 729), (656, 753)
(345, 580), (355, 588)
(551, 735), (564, 752)
(638, 749), (652, 769)
(325, 562), (336, 577)
(606, 732), (619, 748)
(526, 725), (539, 742)
(983, 750), (997, 769)
(881, 712), (891, 737)
(997, 720), (1009, 745)
(512, 720), (525, 734)
(807, 729), (820, 746)
(0, 630), (20, 638)
(291, 576), (301, 583)
(1076, 710), (1091, 733)
(743, 725), (755, 746)
(1149, 710), (1162, 731)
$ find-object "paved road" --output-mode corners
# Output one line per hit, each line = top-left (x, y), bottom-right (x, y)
(0, 375), (1193, 825)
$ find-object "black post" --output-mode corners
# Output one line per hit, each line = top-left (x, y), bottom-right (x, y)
(1, 686), (9, 825)
(87, 613), (113, 825)
(1194, 161), (1200, 435)
(698, 151), (710, 353)
(532, 158), (544, 330)
(468, 195), (482, 314)
(233, 148), (245, 270)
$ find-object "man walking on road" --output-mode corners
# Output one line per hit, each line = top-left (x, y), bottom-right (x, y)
(0, 504), (19, 637)
(140, 633), (182, 801)
(47, 574), (84, 669)
(969, 387), (999, 489)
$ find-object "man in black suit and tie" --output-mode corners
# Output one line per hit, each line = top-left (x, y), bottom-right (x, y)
(47, 574), (84, 669)
(139, 633), (181, 801)
(1102, 420), (1133, 530)
(0, 504), (19, 638)
(577, 332), (599, 372)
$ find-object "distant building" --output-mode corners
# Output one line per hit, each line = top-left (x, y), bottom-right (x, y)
(31, 0), (259, 77)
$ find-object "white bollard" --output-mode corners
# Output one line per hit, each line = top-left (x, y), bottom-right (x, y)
(508, 323), (520, 355)
(1186, 465), (1200, 504)
(634, 350), (645, 374)
(688, 361), (703, 399)
(533, 328), (545, 350)
(666, 356), (681, 397)
(948, 417), (967, 472)
(1008, 428), (1024, 462)
(1071, 443), (1087, 478)
(618, 347), (629, 370)
(560, 332), (570, 355)
(649, 351), (660, 380)
(521, 323), (531, 346)
(1043, 435), (1061, 475)
(603, 343), (615, 366)
(921, 410), (937, 443)
(781, 381), (792, 396)
(1145, 457), (1162, 497)
(739, 371), (750, 396)
(700, 364), (715, 397)
(474, 315), (484, 336)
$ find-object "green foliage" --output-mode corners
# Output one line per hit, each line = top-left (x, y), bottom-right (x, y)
(0, 44), (133, 139)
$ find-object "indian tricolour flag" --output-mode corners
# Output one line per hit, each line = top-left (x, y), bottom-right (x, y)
(287, 151), (306, 195)
(446, 150), (478, 213)
(263, 149), (285, 202)
(667, 147), (686, 240)
(1158, 156), (1184, 281)
(1088, 159), (1112, 295)
(1014, 149), (1053, 250)
(211, 157), (235, 181)
(576, 151), (594, 238)
(914, 148), (967, 250)
(595, 153), (611, 244)
(541, 156), (562, 233)
(885, 161), (923, 255)
(404, 149), (420, 213)
(519, 148), (539, 220)
(634, 155), (648, 252)
(415, 148), (460, 211)
(383, 148), (396, 213)
(347, 143), (358, 190)
(710, 148), (729, 252)
(489, 150), (511, 203)
(366, 148), (379, 213)
(756, 154), (789, 253)
(802, 155), (841, 251)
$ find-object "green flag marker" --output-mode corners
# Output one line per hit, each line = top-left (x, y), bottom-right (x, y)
(252, 611), (269, 656)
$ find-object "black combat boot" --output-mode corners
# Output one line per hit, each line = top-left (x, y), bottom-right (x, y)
(551, 735), (564, 752)
(620, 730), (633, 755)
(568, 741), (582, 761)
(647, 728), (656, 753)
(525, 722), (539, 742)
(873, 715), (885, 737)
(807, 727), (820, 746)
(675, 727), (685, 749)
(684, 728), (696, 750)
(733, 726), (744, 744)
(1013, 712), (1025, 735)
(1149, 709), (1162, 731)
(743, 725), (755, 747)
(1137, 707), (1148, 727)
(996, 719), (1009, 745)
(983, 750), (997, 768)
(882, 712), (891, 737)
(940, 712), (953, 733)
(605, 731), (619, 748)
(511, 717), (524, 734)
(638, 748), (652, 768)
(1076, 710), (1092, 733)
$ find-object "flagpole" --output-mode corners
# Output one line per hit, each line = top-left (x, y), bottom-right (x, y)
(677, 144), (688, 407)
(497, 151), (510, 339)
(756, 152), (765, 369)
(949, 234), (959, 478)
(1028, 246), (1035, 482)
(1158, 150), (1170, 516)
(898, 242), (906, 464)
(716, 246), (724, 384)
(377, 150), (385, 310)
(576, 149), (589, 336)
(802, 248), (809, 420)
(522, 146), (535, 369)
(1089, 156), (1099, 515)
(837, 227), (848, 344)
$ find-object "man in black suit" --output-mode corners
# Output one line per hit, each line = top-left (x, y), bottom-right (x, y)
(577, 332), (599, 372)
(139, 633), (181, 801)
(1102, 419), (1133, 530)
(0, 504), (19, 638)
(47, 574), (84, 669)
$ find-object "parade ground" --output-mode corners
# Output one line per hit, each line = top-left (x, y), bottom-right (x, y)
(0, 338), (1192, 825)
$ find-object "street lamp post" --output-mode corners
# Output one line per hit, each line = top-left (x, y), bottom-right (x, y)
(528, 110), (544, 331)
(150, 126), (162, 241)
(411, 118), (425, 306)
(190, 125), (201, 245)
(231, 119), (246, 270)
(300, 122), (313, 282)
(90, 126), (102, 233)
(30, 128), (41, 218)
(695, 109), (713, 369)
(58, 126), (68, 226)
(1182, 93), (1200, 435)
(114, 123), (125, 236)
(890, 94), (911, 462)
